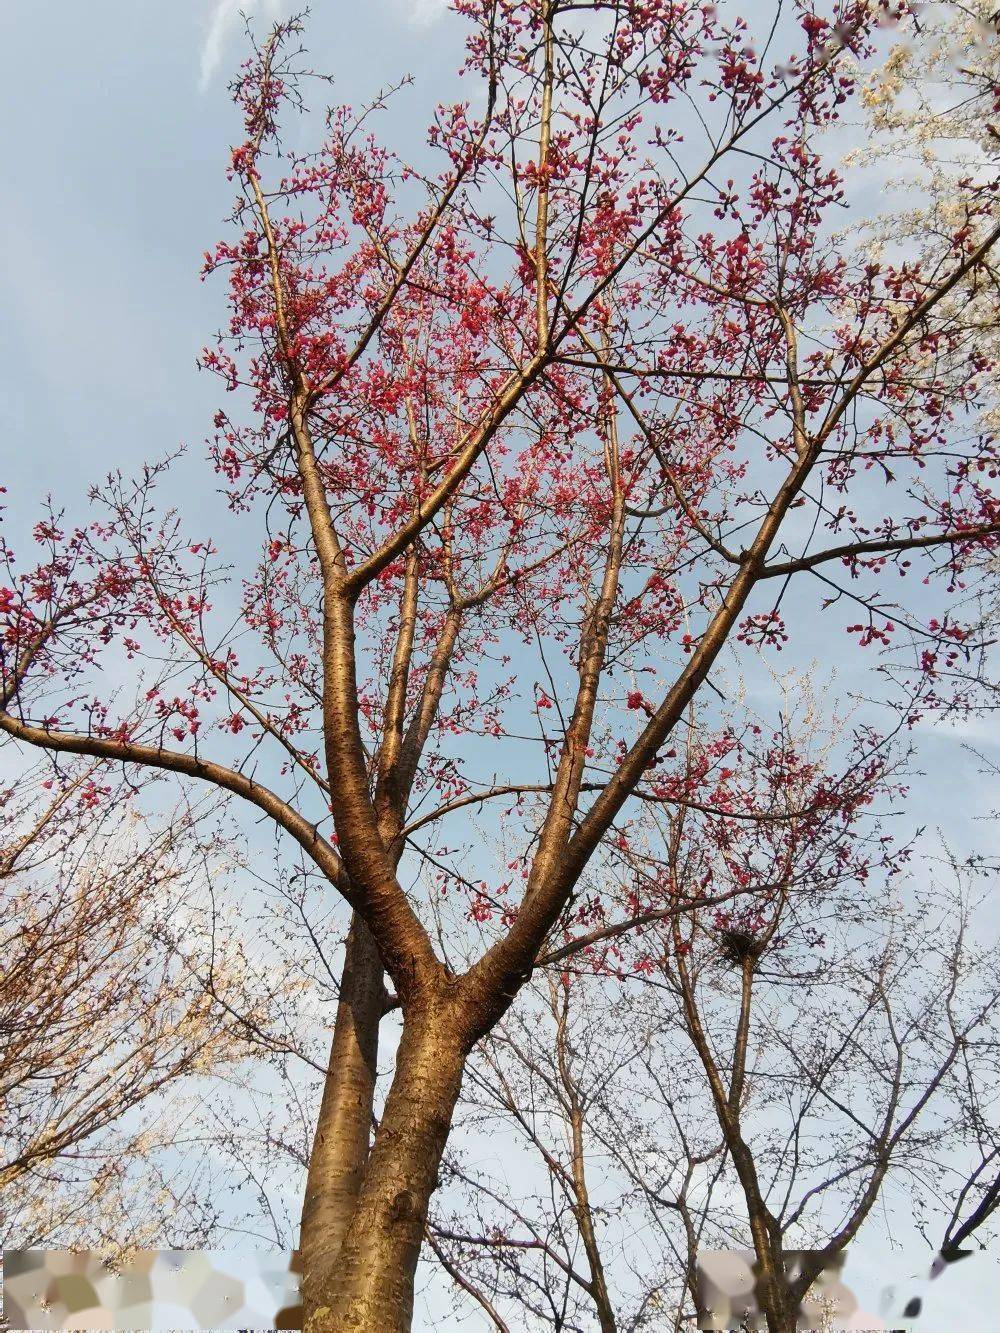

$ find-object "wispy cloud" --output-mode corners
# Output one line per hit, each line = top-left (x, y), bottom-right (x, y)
(200, 0), (285, 91)
(404, 0), (449, 27)
(913, 712), (1000, 747)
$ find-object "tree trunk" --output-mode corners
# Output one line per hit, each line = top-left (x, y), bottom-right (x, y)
(760, 1301), (796, 1333)
(748, 1236), (797, 1333)
(298, 916), (385, 1309)
(303, 1010), (466, 1333)
(760, 1295), (797, 1333)
(724, 1136), (796, 1333)
(570, 1131), (617, 1333)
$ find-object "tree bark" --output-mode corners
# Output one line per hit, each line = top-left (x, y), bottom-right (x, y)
(298, 916), (386, 1309)
(727, 1142), (797, 1333)
(303, 1009), (467, 1333)
(752, 1249), (797, 1333)
(568, 1101), (617, 1333)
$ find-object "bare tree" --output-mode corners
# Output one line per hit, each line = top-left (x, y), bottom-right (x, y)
(427, 712), (1000, 1332)
(431, 970), (734, 1332)
(0, 763), (252, 1251)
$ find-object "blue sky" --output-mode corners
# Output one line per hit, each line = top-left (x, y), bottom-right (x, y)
(3, 3), (999, 1329)
(0, 1), (463, 515)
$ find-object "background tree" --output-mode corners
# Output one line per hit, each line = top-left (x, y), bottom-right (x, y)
(436, 712), (1000, 1331)
(644, 831), (1000, 1330)
(0, 762), (253, 1252)
(1, 3), (998, 1329)
(851, 0), (999, 411)
(430, 970), (730, 1332)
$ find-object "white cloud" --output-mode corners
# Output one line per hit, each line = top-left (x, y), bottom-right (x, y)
(200, 0), (285, 91)
(404, 0), (449, 27)
(913, 712), (1000, 747)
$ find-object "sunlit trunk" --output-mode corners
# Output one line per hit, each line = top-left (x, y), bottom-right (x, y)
(303, 1011), (466, 1333)
(745, 1215), (797, 1333)
(298, 916), (385, 1309)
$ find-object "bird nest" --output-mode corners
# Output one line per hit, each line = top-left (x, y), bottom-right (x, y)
(718, 927), (764, 966)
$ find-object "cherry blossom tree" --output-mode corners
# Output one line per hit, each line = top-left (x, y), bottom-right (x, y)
(849, 0), (1000, 706)
(1, 2), (998, 1328)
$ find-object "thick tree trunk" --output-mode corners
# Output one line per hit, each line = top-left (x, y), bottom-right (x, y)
(745, 1224), (797, 1333)
(759, 1290), (796, 1333)
(760, 1292), (797, 1333)
(303, 1010), (466, 1333)
(298, 916), (385, 1309)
